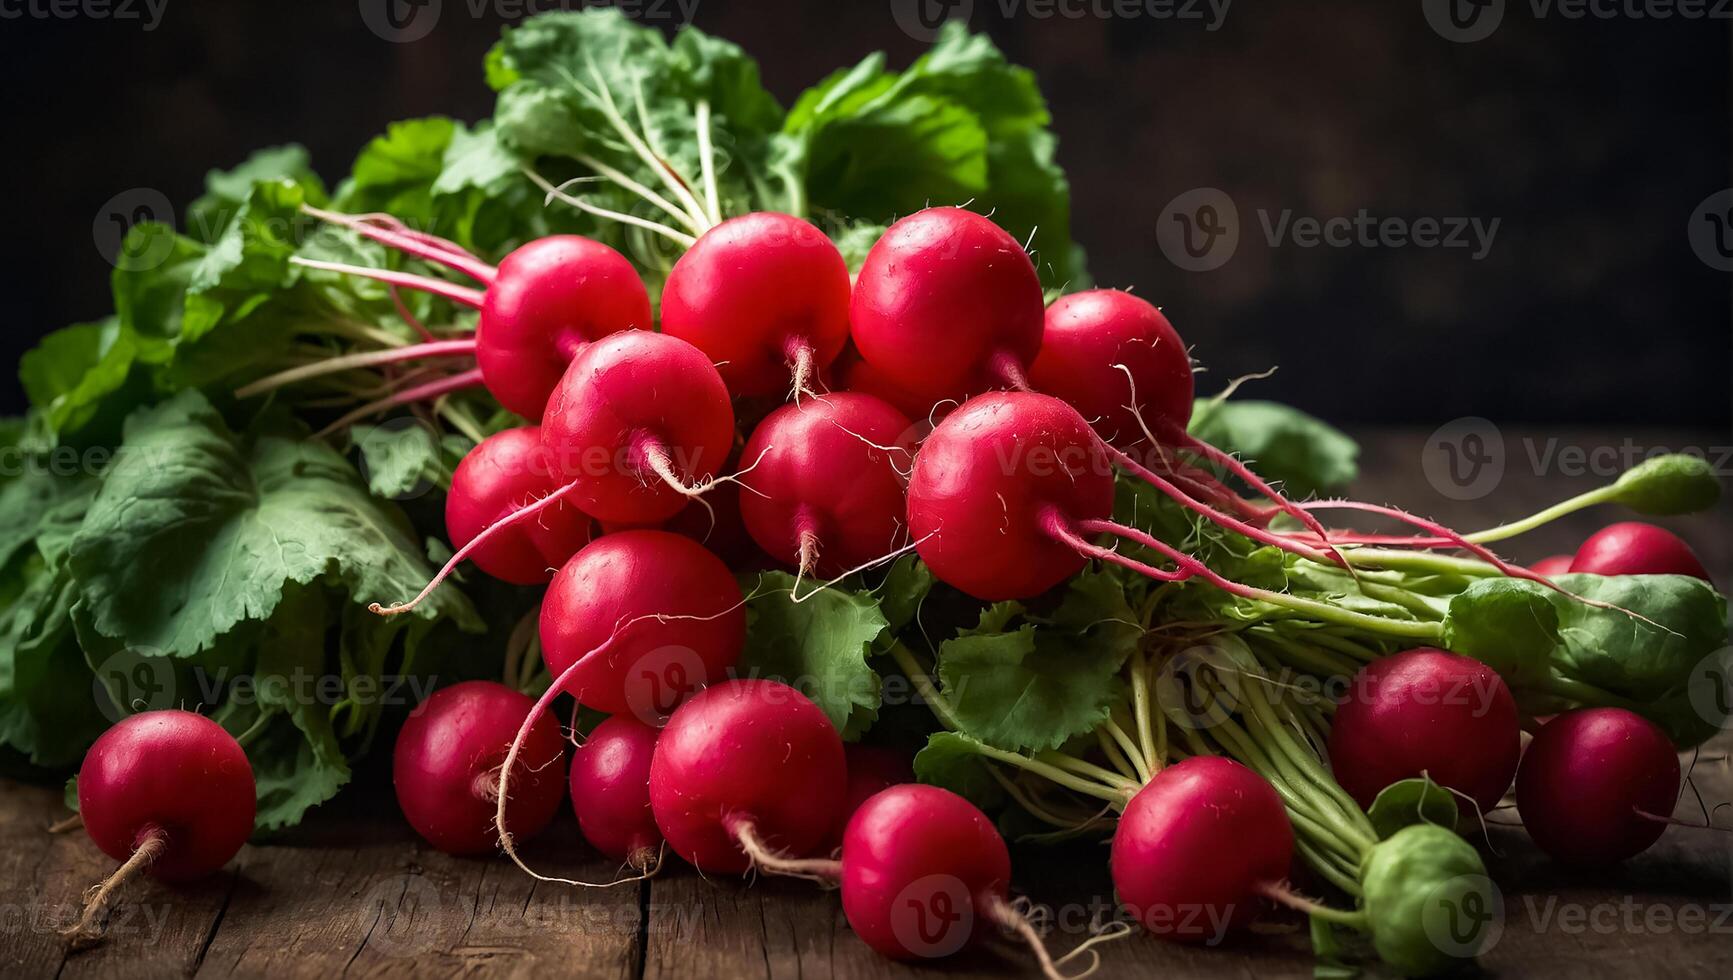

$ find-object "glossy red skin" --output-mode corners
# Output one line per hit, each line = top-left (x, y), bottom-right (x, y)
(850, 208), (1045, 404)
(476, 235), (651, 418)
(836, 349), (943, 424)
(1111, 757), (1292, 942)
(78, 710), (255, 882)
(1030, 289), (1194, 447)
(540, 531), (745, 721)
(541, 332), (736, 525)
(739, 394), (915, 576)
(648, 679), (846, 873)
(824, 744), (915, 850)
(570, 715), (662, 863)
(392, 681), (567, 856)
(841, 785), (1011, 960)
(1530, 554), (1574, 577)
(1328, 648), (1522, 813)
(908, 392), (1116, 600)
(1516, 707), (1679, 865)
(1569, 521), (1710, 580)
(445, 426), (593, 584)
(661, 213), (852, 397)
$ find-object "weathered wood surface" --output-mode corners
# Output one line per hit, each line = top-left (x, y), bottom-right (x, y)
(3, 428), (1730, 978)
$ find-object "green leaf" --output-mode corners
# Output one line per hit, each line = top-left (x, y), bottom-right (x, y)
(1366, 777), (1460, 841)
(738, 572), (887, 738)
(935, 570), (1139, 752)
(875, 555), (935, 636)
(1441, 578), (1560, 687)
(1546, 573), (1728, 702)
(247, 587), (352, 830)
(18, 318), (140, 443)
(912, 730), (1006, 812)
(68, 390), (478, 658)
(186, 145), (325, 244)
(352, 422), (444, 500)
(1187, 399), (1360, 498)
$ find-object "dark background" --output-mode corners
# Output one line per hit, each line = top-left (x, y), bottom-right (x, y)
(0, 0), (1727, 426)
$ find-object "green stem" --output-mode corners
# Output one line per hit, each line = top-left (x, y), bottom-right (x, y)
(1103, 709), (1152, 783)
(1535, 672), (1637, 710)
(887, 642), (964, 733)
(1039, 752), (1141, 794)
(1463, 484), (1622, 544)
(1131, 648), (1159, 772)
(973, 744), (1131, 806)
(1295, 837), (1364, 897)
(1338, 549), (1506, 578)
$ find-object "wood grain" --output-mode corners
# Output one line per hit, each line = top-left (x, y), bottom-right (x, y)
(3, 429), (1729, 978)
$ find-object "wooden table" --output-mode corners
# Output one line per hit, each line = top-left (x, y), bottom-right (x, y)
(4, 429), (1731, 979)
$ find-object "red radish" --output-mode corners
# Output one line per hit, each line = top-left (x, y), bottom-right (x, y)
(840, 784), (1017, 960)
(262, 212), (650, 419)
(1328, 649), (1521, 814)
(541, 331), (737, 525)
(850, 207), (1045, 403)
(1515, 707), (1680, 865)
(1569, 521), (1710, 580)
(825, 744), (914, 849)
(446, 426), (592, 584)
(907, 392), (1116, 600)
(1530, 554), (1574, 577)
(648, 678), (846, 873)
(393, 681), (567, 856)
(661, 212), (851, 398)
(67, 711), (255, 941)
(540, 530), (745, 721)
(739, 393), (914, 578)
(1030, 289), (1192, 449)
(570, 715), (663, 870)
(1112, 757), (1293, 942)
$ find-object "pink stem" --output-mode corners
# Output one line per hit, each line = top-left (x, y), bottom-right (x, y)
(1176, 434), (1350, 568)
(1102, 443), (1340, 566)
(316, 367), (485, 438)
(1041, 508), (1191, 583)
(303, 205), (497, 284)
(235, 338), (477, 399)
(371, 479), (581, 617)
(1077, 518), (1278, 604)
(292, 257), (487, 310)
(990, 350), (1033, 393)
(390, 285), (437, 343)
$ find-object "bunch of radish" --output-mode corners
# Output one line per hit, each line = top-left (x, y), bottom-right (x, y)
(67, 190), (1725, 980)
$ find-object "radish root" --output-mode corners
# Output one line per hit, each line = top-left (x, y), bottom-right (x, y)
(726, 816), (843, 885)
(62, 827), (168, 947)
(983, 893), (1098, 980)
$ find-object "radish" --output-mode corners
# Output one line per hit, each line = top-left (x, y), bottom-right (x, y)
(648, 678), (846, 874)
(540, 530), (745, 721)
(247, 212), (649, 421)
(1112, 757), (1293, 942)
(67, 710), (255, 942)
(850, 207), (1045, 403)
(372, 332), (737, 617)
(540, 331), (738, 526)
(445, 426), (592, 584)
(661, 212), (852, 399)
(1569, 521), (1710, 580)
(1530, 554), (1573, 576)
(1328, 649), (1521, 814)
(392, 680), (567, 856)
(1030, 289), (1192, 450)
(570, 714), (663, 871)
(1515, 707), (1680, 865)
(738, 393), (914, 579)
(835, 348), (943, 423)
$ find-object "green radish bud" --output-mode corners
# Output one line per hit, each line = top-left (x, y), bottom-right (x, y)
(1612, 454), (1721, 515)
(1361, 824), (1501, 976)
